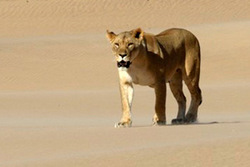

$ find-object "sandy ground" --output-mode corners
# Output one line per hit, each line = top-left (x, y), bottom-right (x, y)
(0, 0), (250, 166)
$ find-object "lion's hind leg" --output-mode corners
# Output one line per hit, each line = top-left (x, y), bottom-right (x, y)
(170, 69), (187, 124)
(183, 47), (202, 123)
(184, 80), (202, 123)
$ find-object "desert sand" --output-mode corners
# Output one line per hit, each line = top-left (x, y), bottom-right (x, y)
(0, 0), (250, 166)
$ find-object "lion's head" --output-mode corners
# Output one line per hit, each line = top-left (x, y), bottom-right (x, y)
(106, 28), (144, 69)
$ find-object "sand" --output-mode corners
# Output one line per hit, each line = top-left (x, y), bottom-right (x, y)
(0, 0), (250, 166)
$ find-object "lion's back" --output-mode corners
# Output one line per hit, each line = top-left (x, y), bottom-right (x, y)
(155, 28), (200, 54)
(156, 28), (196, 40)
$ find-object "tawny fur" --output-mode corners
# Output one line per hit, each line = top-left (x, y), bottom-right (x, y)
(107, 28), (202, 127)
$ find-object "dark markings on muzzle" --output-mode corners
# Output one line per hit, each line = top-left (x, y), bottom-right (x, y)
(117, 60), (131, 68)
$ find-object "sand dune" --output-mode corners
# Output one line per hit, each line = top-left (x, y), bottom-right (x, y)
(0, 0), (250, 166)
(1, 0), (250, 37)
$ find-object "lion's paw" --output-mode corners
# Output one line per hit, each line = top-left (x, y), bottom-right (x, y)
(152, 120), (166, 126)
(171, 118), (185, 125)
(184, 113), (197, 123)
(114, 121), (132, 128)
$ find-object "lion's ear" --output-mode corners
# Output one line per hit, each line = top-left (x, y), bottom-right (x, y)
(106, 30), (117, 42)
(132, 28), (144, 42)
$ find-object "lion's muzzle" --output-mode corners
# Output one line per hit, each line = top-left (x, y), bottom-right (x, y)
(117, 60), (131, 68)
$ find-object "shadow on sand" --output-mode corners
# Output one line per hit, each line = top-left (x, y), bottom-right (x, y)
(131, 120), (250, 128)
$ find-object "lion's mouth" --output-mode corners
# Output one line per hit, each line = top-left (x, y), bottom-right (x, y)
(117, 60), (131, 68)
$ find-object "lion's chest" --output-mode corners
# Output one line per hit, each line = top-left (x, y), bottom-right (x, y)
(127, 68), (155, 86)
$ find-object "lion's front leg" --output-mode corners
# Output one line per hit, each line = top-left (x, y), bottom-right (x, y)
(153, 81), (166, 125)
(115, 78), (134, 128)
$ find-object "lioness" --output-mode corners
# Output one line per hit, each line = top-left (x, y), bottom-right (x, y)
(106, 28), (202, 128)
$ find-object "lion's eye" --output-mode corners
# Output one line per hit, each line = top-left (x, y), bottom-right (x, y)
(128, 43), (134, 48)
(114, 43), (119, 48)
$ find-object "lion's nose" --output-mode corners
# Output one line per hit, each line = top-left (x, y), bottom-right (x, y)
(119, 54), (127, 58)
